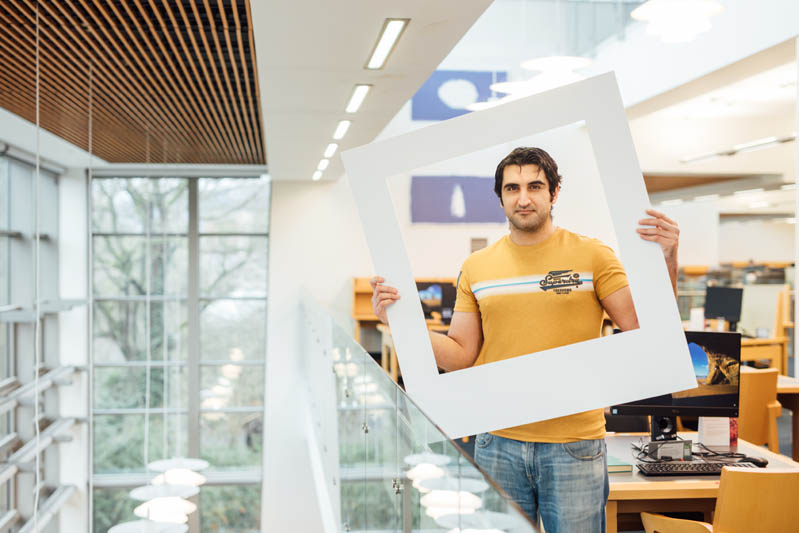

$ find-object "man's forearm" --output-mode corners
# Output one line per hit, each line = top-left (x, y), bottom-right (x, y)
(667, 258), (678, 299)
(429, 331), (477, 371)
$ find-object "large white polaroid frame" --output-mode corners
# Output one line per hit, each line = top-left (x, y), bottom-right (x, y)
(342, 73), (696, 438)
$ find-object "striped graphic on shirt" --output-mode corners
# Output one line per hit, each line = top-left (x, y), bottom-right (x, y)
(471, 270), (594, 301)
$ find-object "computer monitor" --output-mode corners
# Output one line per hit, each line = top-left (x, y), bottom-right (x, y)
(610, 331), (740, 441)
(440, 283), (457, 324)
(417, 282), (457, 322)
(417, 282), (443, 319)
(704, 286), (743, 330)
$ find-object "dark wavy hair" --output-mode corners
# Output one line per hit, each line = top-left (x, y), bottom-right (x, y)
(494, 147), (562, 203)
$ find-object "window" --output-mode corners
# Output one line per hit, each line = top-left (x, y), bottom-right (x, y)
(0, 154), (67, 531)
(91, 175), (269, 532)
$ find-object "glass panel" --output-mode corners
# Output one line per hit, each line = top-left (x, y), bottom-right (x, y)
(94, 365), (186, 409)
(92, 177), (188, 234)
(93, 413), (188, 474)
(93, 300), (188, 362)
(200, 364), (264, 409)
(199, 176), (270, 233)
(93, 487), (139, 533)
(92, 178), (151, 234)
(200, 236), (267, 298)
(200, 412), (262, 469)
(93, 236), (187, 297)
(323, 299), (539, 533)
(200, 299), (265, 361)
(200, 485), (261, 532)
(151, 177), (189, 233)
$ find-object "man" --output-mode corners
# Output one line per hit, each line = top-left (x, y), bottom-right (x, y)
(370, 147), (679, 533)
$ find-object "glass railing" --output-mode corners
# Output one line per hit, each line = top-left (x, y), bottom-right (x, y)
(298, 296), (539, 533)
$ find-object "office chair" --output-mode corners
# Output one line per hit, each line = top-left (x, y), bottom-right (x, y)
(641, 467), (799, 532)
(739, 366), (781, 453)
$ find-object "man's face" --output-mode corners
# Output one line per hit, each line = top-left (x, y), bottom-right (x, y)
(500, 164), (559, 233)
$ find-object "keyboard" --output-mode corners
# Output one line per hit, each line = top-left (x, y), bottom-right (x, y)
(637, 461), (759, 476)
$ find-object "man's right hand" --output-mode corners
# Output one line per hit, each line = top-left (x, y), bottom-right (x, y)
(369, 276), (400, 324)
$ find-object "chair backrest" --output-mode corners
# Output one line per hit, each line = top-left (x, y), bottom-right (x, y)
(641, 512), (712, 532)
(738, 366), (778, 446)
(713, 467), (799, 532)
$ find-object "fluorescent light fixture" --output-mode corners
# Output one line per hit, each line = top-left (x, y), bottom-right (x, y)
(333, 120), (351, 140)
(366, 19), (409, 69)
(733, 136), (780, 152)
(694, 194), (719, 202)
(660, 199), (683, 206)
(317, 159), (330, 171)
(681, 133), (796, 163)
(346, 85), (372, 113)
(324, 143), (338, 158)
(734, 188), (764, 196)
(748, 201), (770, 209)
(312, 171), (323, 181)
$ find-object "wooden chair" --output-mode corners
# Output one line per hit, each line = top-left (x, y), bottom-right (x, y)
(738, 366), (781, 453)
(641, 468), (799, 532)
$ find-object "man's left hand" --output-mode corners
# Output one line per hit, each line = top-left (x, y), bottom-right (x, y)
(637, 208), (679, 294)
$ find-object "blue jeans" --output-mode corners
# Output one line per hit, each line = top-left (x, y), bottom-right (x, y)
(474, 433), (609, 533)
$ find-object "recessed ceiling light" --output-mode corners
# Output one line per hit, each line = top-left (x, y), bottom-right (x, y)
(346, 85), (372, 113)
(324, 143), (338, 158)
(366, 19), (409, 69)
(312, 171), (322, 181)
(333, 120), (351, 140)
(317, 159), (329, 171)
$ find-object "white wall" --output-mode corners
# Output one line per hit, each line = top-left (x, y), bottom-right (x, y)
(719, 219), (797, 263)
(656, 202), (720, 267)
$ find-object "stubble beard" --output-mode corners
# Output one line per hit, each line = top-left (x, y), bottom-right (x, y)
(509, 210), (549, 233)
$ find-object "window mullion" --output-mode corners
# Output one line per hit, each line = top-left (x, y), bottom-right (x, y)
(187, 179), (201, 462)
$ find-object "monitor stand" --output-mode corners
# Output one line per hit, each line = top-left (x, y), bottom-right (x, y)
(650, 415), (678, 441)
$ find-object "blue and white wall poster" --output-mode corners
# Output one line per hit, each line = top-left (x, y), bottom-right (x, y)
(412, 70), (507, 121)
(410, 176), (506, 224)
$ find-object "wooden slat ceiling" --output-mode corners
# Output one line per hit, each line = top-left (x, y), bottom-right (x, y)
(0, 0), (264, 164)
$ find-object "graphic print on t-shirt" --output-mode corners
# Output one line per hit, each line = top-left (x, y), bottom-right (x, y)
(471, 270), (594, 301)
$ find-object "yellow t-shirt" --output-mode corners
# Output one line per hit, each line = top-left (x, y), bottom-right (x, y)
(454, 228), (629, 443)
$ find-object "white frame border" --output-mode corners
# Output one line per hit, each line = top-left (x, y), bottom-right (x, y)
(342, 73), (696, 438)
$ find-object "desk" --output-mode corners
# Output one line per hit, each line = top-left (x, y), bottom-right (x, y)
(605, 433), (799, 533)
(778, 375), (799, 461)
(740, 337), (788, 375)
